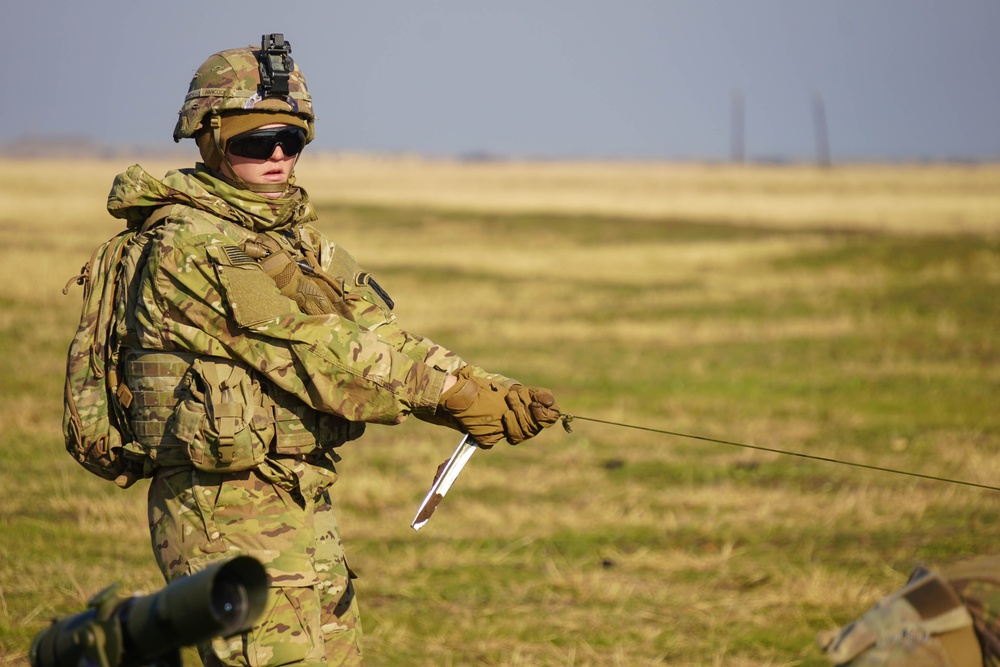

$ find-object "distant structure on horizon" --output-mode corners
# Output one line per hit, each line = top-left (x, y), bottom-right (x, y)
(731, 89), (745, 164)
(730, 89), (834, 167)
(812, 91), (831, 168)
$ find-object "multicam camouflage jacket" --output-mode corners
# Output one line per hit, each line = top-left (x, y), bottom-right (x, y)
(104, 163), (475, 473)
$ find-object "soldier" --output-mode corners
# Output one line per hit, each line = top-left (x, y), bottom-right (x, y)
(105, 35), (560, 666)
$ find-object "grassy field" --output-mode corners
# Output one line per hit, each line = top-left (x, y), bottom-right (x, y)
(1, 156), (998, 666)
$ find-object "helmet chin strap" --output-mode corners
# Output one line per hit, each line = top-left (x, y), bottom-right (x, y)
(210, 116), (294, 196)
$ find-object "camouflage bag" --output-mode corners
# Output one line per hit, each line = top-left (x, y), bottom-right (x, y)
(944, 557), (1000, 667)
(62, 229), (143, 488)
(818, 562), (992, 667)
(62, 206), (172, 488)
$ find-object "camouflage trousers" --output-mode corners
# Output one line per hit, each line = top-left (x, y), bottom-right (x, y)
(147, 461), (363, 667)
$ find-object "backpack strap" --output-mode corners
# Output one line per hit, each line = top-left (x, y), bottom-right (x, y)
(140, 204), (182, 234)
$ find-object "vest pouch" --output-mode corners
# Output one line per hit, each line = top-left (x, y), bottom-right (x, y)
(264, 383), (367, 455)
(176, 357), (274, 472)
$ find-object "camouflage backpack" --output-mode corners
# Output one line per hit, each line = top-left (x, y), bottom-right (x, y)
(62, 213), (166, 489)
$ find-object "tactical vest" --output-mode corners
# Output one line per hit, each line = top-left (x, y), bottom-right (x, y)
(120, 348), (365, 474)
(113, 212), (380, 476)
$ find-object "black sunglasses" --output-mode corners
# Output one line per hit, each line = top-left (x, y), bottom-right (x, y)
(227, 126), (307, 160)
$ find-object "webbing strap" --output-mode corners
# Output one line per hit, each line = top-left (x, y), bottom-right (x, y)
(220, 365), (246, 393)
(937, 623), (984, 667)
(127, 359), (191, 377)
(123, 352), (188, 441)
(902, 571), (982, 667)
(139, 205), (176, 234)
(183, 88), (311, 102)
(123, 349), (361, 454)
(197, 361), (240, 459)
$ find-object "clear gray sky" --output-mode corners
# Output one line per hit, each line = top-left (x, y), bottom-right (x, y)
(4, 1), (999, 161)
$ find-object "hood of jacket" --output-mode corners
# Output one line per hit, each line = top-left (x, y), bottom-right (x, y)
(106, 163), (318, 232)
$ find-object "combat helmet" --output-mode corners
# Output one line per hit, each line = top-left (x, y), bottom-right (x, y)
(173, 34), (315, 192)
(174, 33), (315, 142)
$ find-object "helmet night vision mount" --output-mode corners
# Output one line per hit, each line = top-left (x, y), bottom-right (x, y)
(258, 33), (293, 100)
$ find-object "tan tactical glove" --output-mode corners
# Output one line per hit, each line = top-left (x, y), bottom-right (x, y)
(437, 366), (510, 448)
(503, 386), (561, 442)
(437, 366), (560, 448)
(259, 249), (355, 320)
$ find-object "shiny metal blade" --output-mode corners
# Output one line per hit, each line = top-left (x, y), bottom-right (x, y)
(411, 433), (479, 531)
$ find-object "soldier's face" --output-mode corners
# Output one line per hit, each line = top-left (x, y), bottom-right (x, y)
(223, 124), (300, 198)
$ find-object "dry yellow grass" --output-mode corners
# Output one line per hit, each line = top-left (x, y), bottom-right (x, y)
(298, 155), (1000, 233)
(1, 155), (998, 666)
(3, 155), (1000, 234)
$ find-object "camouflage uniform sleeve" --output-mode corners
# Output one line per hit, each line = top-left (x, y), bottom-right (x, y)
(334, 269), (521, 430)
(131, 223), (446, 425)
(347, 301), (466, 375)
(303, 225), (520, 389)
(301, 224), (465, 373)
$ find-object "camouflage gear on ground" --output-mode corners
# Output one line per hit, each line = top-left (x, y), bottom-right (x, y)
(818, 558), (1000, 667)
(944, 557), (1000, 667)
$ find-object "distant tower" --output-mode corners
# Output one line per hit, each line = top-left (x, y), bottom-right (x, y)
(812, 91), (831, 167)
(731, 89), (745, 163)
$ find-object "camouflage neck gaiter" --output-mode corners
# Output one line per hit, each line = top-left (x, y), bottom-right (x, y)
(108, 163), (319, 234)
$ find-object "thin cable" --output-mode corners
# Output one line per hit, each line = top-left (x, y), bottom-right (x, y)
(560, 414), (1000, 493)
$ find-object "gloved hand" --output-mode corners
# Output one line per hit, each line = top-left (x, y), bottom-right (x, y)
(437, 366), (511, 448)
(503, 386), (561, 443)
(437, 366), (560, 448)
(259, 249), (355, 320)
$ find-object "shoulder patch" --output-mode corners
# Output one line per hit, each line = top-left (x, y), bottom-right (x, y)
(222, 245), (258, 266)
(208, 245), (296, 327)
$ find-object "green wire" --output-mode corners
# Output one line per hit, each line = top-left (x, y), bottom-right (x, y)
(560, 413), (1000, 493)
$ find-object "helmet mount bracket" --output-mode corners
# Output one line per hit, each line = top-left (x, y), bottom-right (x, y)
(258, 34), (293, 100)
